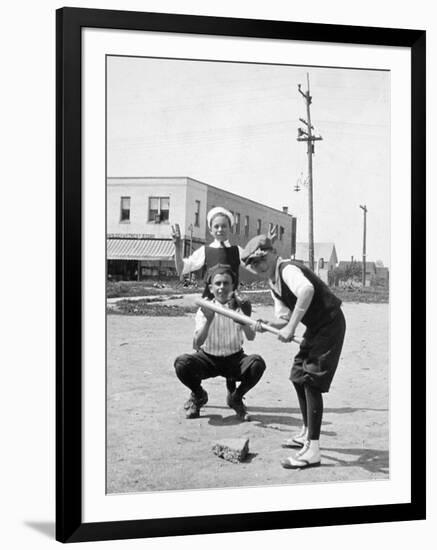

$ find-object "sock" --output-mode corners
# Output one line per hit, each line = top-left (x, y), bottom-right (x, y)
(307, 440), (320, 453)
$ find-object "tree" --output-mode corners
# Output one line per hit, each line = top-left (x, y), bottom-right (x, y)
(331, 262), (362, 286)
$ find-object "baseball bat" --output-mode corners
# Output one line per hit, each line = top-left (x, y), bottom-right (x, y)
(194, 298), (302, 343)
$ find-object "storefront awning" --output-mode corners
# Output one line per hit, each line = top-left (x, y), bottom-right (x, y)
(107, 239), (174, 261)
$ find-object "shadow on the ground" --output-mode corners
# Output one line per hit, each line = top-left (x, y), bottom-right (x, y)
(24, 521), (55, 538)
(204, 413), (246, 425)
(321, 447), (389, 474)
(246, 405), (388, 415)
(202, 405), (387, 434)
(243, 452), (258, 463)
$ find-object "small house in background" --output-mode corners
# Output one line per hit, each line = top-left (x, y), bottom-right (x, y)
(294, 242), (338, 284)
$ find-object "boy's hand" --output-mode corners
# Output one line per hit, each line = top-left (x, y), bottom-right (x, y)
(255, 319), (269, 333)
(171, 224), (181, 244)
(277, 326), (295, 342)
(200, 305), (215, 322)
(267, 225), (278, 243)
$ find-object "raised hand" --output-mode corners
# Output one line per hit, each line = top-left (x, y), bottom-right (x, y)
(267, 225), (278, 243)
(171, 224), (181, 244)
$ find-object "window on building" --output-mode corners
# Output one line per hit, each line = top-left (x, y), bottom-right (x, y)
(230, 211), (234, 233)
(279, 226), (284, 241)
(149, 197), (170, 223)
(235, 213), (240, 234)
(120, 197), (130, 222)
(244, 215), (249, 237)
(257, 219), (262, 235)
(194, 200), (200, 227)
(268, 222), (274, 235)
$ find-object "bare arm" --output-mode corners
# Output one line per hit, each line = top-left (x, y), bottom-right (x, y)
(240, 323), (256, 341)
(171, 226), (184, 278)
(193, 307), (214, 348)
(277, 285), (314, 342)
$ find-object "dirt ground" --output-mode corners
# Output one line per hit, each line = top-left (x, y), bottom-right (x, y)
(106, 302), (389, 494)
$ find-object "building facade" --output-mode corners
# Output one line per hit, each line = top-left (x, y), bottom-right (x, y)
(107, 176), (296, 281)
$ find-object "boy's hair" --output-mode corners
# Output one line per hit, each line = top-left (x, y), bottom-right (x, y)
(204, 264), (250, 314)
(206, 263), (237, 286)
(206, 207), (234, 228)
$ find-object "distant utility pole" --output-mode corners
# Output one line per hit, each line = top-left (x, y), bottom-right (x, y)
(188, 224), (194, 281)
(359, 204), (368, 287)
(297, 73), (323, 272)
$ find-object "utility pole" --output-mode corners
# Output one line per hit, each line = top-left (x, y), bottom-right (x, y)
(188, 224), (193, 282)
(297, 73), (323, 271)
(359, 205), (367, 287)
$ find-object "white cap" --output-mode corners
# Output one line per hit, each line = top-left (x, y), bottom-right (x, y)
(206, 206), (234, 228)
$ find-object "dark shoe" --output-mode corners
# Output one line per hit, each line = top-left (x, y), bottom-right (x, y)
(184, 388), (208, 410)
(184, 389), (208, 419)
(228, 391), (250, 421)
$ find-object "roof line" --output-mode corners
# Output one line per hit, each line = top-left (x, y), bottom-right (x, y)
(107, 176), (293, 218)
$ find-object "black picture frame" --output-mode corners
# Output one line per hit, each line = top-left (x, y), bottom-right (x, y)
(56, 7), (426, 543)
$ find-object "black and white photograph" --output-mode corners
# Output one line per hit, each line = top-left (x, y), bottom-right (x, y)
(1, 0), (433, 548)
(51, 4), (427, 546)
(106, 55), (390, 493)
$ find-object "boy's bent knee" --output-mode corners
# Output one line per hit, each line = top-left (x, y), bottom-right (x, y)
(174, 353), (193, 374)
(249, 354), (266, 374)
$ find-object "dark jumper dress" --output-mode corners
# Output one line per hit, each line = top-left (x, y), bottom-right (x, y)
(203, 246), (240, 289)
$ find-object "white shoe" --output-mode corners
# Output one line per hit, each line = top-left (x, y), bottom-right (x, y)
(296, 440), (310, 457)
(281, 442), (321, 469)
(282, 427), (308, 449)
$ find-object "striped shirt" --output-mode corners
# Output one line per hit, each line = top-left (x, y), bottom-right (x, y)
(195, 300), (244, 356)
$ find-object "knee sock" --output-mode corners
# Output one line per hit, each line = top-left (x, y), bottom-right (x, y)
(293, 382), (308, 427)
(304, 385), (323, 440)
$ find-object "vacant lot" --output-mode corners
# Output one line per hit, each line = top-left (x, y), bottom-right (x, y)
(106, 302), (389, 493)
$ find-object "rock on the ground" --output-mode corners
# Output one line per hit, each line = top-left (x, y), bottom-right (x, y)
(212, 438), (249, 463)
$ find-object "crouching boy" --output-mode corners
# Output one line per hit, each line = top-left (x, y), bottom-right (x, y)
(174, 264), (266, 421)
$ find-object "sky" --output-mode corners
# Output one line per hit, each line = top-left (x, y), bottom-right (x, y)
(107, 56), (390, 266)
